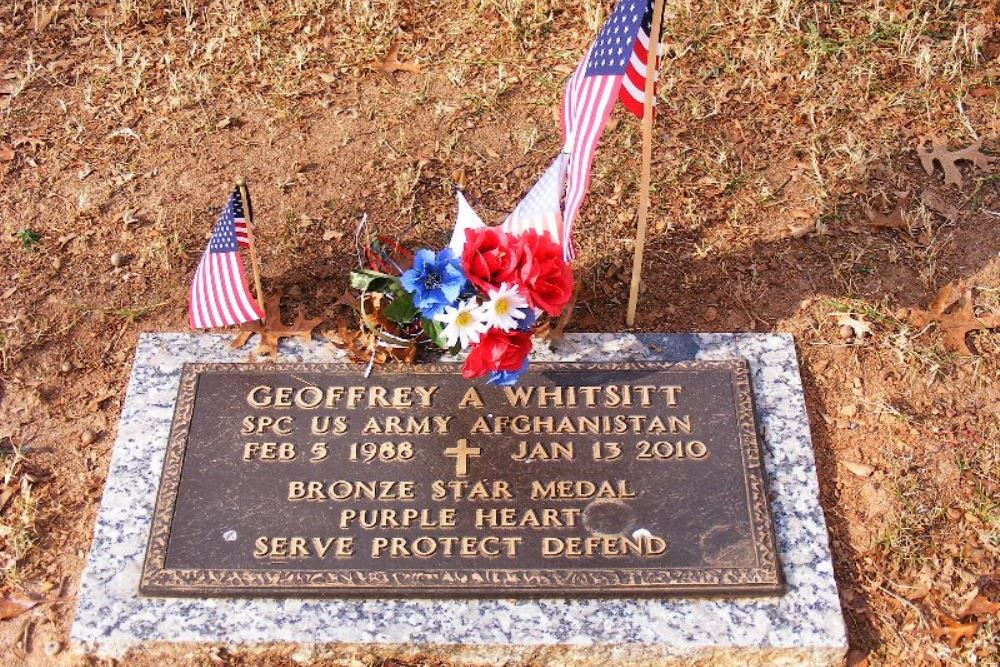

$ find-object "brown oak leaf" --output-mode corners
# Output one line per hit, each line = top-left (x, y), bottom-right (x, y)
(917, 138), (994, 188)
(0, 595), (42, 621)
(539, 282), (579, 344)
(920, 189), (959, 222)
(867, 193), (910, 230)
(960, 593), (1000, 618)
(377, 37), (421, 77)
(231, 290), (323, 356)
(330, 318), (376, 363)
(332, 288), (357, 309)
(929, 614), (980, 647)
(908, 284), (1000, 355)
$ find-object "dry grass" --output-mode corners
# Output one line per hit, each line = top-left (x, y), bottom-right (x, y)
(0, 436), (38, 590)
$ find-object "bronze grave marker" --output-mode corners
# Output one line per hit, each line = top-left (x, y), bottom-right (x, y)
(140, 361), (782, 597)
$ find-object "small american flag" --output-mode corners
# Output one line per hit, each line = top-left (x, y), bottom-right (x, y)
(561, 0), (659, 260)
(228, 188), (251, 247)
(188, 191), (263, 329)
(500, 153), (567, 246)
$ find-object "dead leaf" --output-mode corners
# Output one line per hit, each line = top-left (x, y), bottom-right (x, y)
(232, 290), (324, 356)
(451, 167), (467, 190)
(836, 313), (872, 339)
(0, 486), (16, 515)
(34, 2), (60, 32)
(106, 127), (140, 142)
(846, 648), (869, 667)
(322, 229), (344, 242)
(917, 138), (994, 189)
(540, 282), (579, 344)
(920, 189), (959, 222)
(317, 72), (338, 84)
(12, 136), (44, 152)
(788, 208), (818, 239)
(960, 593), (1000, 618)
(87, 389), (116, 411)
(908, 284), (1000, 355)
(377, 37), (421, 76)
(929, 614), (980, 647)
(867, 193), (910, 230)
(788, 219), (816, 238)
(330, 318), (378, 364)
(56, 232), (78, 249)
(0, 596), (41, 621)
(842, 460), (875, 477)
(0, 145), (13, 162)
(333, 289), (357, 309)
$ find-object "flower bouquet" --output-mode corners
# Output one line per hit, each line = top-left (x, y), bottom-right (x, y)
(349, 224), (574, 385)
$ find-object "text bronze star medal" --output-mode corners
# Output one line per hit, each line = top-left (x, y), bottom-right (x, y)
(140, 361), (783, 597)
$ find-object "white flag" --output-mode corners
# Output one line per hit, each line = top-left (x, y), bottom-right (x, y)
(448, 190), (486, 256)
(500, 153), (567, 246)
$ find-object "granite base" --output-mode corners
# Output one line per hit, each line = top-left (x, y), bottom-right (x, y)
(71, 333), (847, 665)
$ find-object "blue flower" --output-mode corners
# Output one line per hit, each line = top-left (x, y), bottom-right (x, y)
(516, 308), (538, 332)
(400, 248), (467, 318)
(486, 359), (529, 386)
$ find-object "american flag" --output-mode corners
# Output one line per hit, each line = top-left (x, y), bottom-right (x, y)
(188, 191), (263, 329)
(500, 153), (567, 245)
(228, 188), (251, 247)
(561, 0), (659, 260)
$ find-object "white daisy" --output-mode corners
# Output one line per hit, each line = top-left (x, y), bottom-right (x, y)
(434, 297), (489, 349)
(481, 282), (529, 331)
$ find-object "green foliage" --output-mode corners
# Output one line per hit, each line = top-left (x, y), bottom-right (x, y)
(383, 291), (418, 325)
(422, 319), (451, 350)
(16, 228), (41, 249)
(350, 268), (398, 294)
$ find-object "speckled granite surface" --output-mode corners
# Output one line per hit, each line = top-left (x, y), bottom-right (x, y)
(71, 333), (847, 664)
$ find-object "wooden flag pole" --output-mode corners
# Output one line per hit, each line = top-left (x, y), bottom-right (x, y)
(625, 0), (666, 327)
(235, 176), (266, 322)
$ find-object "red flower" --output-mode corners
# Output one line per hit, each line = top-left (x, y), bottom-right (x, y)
(462, 227), (520, 293)
(463, 329), (532, 378)
(514, 230), (574, 316)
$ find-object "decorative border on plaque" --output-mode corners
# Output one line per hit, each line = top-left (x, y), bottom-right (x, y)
(140, 361), (782, 597)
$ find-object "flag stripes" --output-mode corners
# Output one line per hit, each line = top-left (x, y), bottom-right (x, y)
(189, 247), (262, 328)
(229, 188), (251, 248)
(620, 31), (659, 117)
(188, 188), (263, 329)
(501, 153), (567, 246)
(559, 0), (658, 260)
(561, 70), (621, 260)
(234, 218), (249, 246)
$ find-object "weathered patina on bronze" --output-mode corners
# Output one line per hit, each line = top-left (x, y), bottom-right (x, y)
(140, 361), (782, 597)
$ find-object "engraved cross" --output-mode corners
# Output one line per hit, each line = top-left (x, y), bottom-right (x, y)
(444, 438), (480, 477)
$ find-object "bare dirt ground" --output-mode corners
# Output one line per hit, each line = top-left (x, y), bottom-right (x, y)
(1, 1), (998, 665)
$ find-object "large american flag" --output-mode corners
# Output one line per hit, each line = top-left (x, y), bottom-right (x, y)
(188, 191), (263, 329)
(561, 0), (659, 260)
(500, 153), (567, 246)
